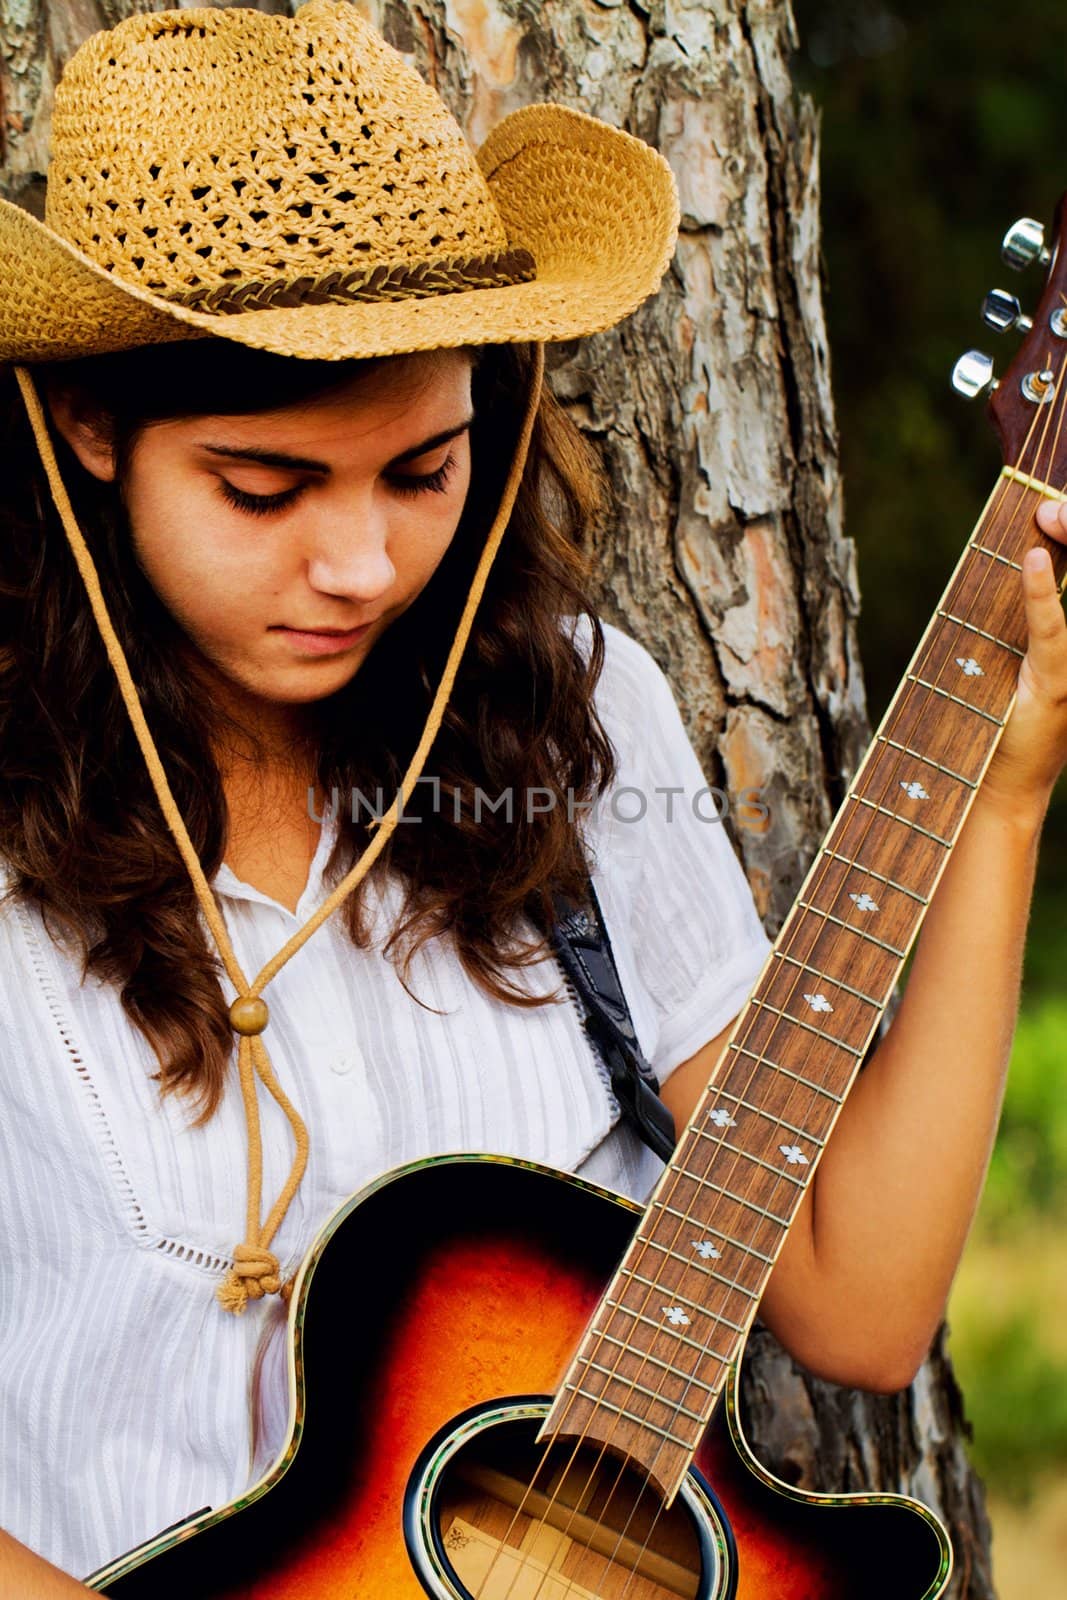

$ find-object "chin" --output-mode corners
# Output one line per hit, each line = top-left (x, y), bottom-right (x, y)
(276, 664), (366, 702)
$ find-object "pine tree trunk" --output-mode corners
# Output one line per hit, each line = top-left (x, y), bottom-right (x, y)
(0, 1), (995, 1593)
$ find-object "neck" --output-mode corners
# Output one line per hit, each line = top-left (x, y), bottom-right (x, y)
(537, 465), (1067, 1506)
(183, 649), (318, 785)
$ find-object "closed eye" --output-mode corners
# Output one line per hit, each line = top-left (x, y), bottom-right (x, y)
(217, 481), (303, 517)
(383, 451), (458, 498)
(217, 451), (459, 517)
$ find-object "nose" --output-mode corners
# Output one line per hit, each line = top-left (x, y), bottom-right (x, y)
(303, 495), (396, 603)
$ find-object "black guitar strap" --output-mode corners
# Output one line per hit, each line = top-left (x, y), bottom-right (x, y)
(545, 879), (678, 1163)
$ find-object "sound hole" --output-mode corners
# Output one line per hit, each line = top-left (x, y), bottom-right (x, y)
(427, 1412), (709, 1599)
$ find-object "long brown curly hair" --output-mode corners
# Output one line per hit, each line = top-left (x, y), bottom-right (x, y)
(0, 337), (617, 1120)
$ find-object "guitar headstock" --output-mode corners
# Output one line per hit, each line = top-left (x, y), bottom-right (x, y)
(953, 194), (1067, 485)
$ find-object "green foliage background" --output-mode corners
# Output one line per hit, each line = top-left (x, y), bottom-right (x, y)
(790, 0), (1067, 1505)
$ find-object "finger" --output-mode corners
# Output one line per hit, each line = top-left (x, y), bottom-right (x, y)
(1021, 546), (1067, 664)
(1034, 496), (1067, 541)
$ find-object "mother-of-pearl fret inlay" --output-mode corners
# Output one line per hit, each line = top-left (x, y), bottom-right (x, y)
(540, 471), (1067, 1504)
(633, 1231), (747, 1288)
(603, 1298), (734, 1365)
(938, 608), (1025, 657)
(628, 1274), (747, 1333)
(699, 1135), (808, 1188)
(714, 1086), (828, 1145)
(906, 673), (1006, 724)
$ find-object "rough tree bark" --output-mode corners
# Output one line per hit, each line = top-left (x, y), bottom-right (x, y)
(0, 0), (995, 1593)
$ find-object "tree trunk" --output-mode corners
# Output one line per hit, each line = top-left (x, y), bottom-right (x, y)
(0, 1), (994, 1593)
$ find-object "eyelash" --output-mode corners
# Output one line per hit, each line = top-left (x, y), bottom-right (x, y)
(217, 452), (458, 518)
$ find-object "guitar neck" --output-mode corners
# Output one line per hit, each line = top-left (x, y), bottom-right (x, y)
(541, 466), (1067, 1502)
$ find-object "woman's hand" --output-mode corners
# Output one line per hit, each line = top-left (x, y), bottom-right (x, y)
(979, 500), (1067, 819)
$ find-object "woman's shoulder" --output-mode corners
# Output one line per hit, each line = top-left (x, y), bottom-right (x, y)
(567, 613), (701, 789)
(567, 612), (678, 725)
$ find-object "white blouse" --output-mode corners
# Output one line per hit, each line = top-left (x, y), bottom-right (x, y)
(0, 620), (771, 1580)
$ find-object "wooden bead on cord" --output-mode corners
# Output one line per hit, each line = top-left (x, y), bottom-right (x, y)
(229, 995), (270, 1036)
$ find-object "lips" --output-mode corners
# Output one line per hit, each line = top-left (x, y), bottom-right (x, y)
(278, 623), (374, 634)
(272, 620), (376, 656)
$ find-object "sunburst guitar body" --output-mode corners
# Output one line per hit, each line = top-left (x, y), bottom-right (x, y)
(88, 1157), (951, 1600)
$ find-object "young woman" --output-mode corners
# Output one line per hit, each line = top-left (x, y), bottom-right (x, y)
(1, 3), (1066, 1593)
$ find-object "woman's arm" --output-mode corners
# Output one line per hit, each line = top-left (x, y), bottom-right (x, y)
(662, 509), (1067, 1392)
(0, 1527), (94, 1596)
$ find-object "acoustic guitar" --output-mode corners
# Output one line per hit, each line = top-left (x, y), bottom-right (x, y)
(86, 201), (1067, 1599)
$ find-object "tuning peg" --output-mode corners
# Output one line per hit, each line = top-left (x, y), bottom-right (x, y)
(981, 288), (1033, 333)
(1002, 217), (1051, 271)
(952, 350), (998, 399)
(1022, 368), (1056, 404)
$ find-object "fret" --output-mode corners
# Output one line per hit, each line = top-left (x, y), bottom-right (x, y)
(823, 848), (930, 905)
(691, 1128), (809, 1188)
(905, 673), (1006, 726)
(771, 949), (888, 1010)
(561, 1383), (698, 1447)
(633, 1232), (761, 1299)
(748, 998), (865, 1058)
(591, 1326), (729, 1384)
(875, 735), (978, 789)
(795, 899), (907, 959)
(727, 1041), (849, 1099)
(578, 1358), (708, 1425)
(849, 793), (952, 850)
(618, 1267), (748, 1334)
(676, 1165), (792, 1228)
(603, 1296), (735, 1365)
(969, 540), (1023, 571)
(936, 608), (1025, 659)
(649, 1199), (776, 1264)
(712, 1085), (829, 1148)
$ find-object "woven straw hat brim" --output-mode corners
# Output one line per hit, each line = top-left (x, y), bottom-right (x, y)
(0, 104), (679, 364)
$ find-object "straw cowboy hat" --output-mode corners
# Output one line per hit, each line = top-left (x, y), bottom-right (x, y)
(0, 0), (678, 363)
(4, 0), (680, 1316)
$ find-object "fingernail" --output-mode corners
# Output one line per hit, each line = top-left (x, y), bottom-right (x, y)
(1035, 499), (1062, 530)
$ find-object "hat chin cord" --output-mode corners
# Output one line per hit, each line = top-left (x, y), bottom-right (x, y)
(13, 344), (545, 1315)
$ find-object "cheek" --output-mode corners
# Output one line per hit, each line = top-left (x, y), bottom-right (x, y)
(391, 465), (472, 585)
(125, 476), (278, 634)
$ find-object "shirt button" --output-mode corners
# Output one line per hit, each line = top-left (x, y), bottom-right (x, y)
(330, 1048), (363, 1077)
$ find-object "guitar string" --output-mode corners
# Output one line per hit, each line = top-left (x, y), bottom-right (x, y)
(469, 358), (1064, 1600)
(472, 374), (1060, 1600)
(581, 350), (1067, 1600)
(513, 357), (1067, 1600)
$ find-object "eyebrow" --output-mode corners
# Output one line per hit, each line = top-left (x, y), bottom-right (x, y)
(197, 416), (475, 474)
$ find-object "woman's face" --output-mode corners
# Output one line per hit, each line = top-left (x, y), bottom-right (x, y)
(51, 348), (474, 735)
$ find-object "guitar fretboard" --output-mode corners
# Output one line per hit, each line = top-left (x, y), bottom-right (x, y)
(540, 468), (1067, 1502)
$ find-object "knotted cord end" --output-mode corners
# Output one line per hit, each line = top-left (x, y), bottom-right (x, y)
(216, 1243), (284, 1315)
